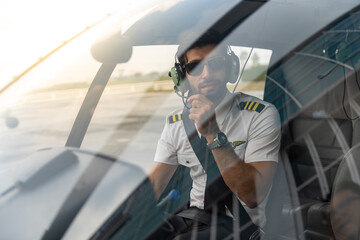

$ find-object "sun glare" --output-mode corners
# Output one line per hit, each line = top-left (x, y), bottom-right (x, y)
(0, 0), (159, 90)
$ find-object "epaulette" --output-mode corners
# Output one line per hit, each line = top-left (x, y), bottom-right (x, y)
(169, 114), (182, 124)
(238, 101), (265, 113)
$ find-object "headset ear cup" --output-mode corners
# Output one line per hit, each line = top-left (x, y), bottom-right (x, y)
(169, 63), (188, 93)
(227, 51), (240, 84)
(169, 66), (180, 86)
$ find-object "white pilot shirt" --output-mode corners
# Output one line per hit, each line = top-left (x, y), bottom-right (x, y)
(154, 91), (281, 227)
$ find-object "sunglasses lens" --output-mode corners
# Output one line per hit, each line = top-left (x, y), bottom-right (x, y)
(186, 61), (203, 76)
(208, 57), (225, 70)
(185, 56), (225, 76)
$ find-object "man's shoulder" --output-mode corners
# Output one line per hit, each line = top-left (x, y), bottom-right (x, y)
(166, 108), (184, 125)
(235, 92), (276, 114)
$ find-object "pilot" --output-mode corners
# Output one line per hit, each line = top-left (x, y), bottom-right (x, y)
(148, 30), (281, 239)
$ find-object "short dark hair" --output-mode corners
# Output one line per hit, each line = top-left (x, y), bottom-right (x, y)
(176, 30), (227, 67)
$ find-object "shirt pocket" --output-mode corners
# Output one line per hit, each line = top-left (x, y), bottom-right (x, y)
(177, 152), (200, 168)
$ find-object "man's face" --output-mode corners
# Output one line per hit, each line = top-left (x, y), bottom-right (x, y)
(185, 44), (227, 100)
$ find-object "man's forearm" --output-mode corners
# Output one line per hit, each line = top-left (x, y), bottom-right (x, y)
(148, 162), (178, 200)
(204, 129), (275, 208)
(209, 143), (262, 208)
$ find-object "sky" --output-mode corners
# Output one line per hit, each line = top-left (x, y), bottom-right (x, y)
(0, 0), (161, 89)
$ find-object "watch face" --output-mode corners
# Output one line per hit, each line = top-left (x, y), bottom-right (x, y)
(217, 132), (228, 145)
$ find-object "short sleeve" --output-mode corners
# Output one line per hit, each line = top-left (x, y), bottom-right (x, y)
(244, 105), (281, 163)
(154, 117), (179, 165)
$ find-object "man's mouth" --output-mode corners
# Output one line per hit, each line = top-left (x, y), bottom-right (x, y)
(200, 82), (218, 91)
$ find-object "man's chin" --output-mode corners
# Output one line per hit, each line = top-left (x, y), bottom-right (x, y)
(203, 90), (219, 100)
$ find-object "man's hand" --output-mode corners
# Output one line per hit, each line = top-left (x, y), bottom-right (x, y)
(187, 94), (220, 136)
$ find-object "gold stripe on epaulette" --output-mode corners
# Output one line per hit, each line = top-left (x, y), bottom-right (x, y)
(248, 101), (255, 110)
(244, 101), (250, 110)
(252, 102), (260, 111)
(239, 101), (265, 113)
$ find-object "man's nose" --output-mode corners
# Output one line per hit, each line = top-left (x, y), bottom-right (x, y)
(200, 64), (211, 78)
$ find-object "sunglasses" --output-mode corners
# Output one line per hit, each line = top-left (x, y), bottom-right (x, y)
(185, 56), (226, 76)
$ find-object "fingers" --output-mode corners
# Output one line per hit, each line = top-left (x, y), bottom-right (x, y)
(188, 108), (203, 124)
(188, 94), (212, 111)
(187, 94), (215, 127)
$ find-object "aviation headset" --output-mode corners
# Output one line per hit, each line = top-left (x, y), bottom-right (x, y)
(169, 45), (240, 94)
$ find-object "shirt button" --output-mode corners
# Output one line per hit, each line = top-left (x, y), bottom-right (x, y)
(186, 160), (190, 163)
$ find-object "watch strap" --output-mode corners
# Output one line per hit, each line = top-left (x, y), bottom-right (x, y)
(207, 139), (220, 150)
(207, 132), (228, 150)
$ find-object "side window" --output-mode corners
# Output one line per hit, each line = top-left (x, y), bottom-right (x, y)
(81, 45), (272, 172)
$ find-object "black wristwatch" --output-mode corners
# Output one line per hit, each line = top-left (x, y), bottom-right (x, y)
(207, 132), (228, 150)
